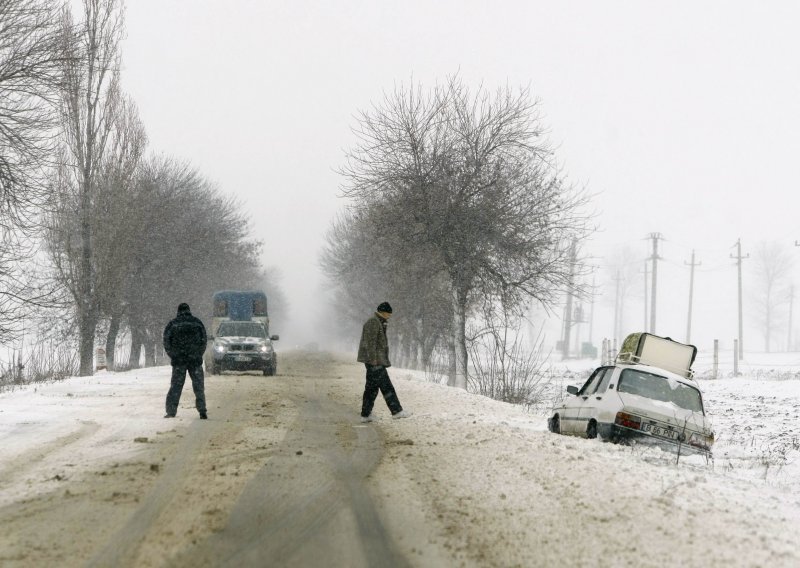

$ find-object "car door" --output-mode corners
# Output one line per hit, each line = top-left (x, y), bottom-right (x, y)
(577, 366), (616, 434)
(561, 367), (606, 434)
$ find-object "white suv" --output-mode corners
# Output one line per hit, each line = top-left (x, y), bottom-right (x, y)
(209, 321), (279, 376)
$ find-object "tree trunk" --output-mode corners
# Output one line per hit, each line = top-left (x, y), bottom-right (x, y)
(446, 333), (457, 387)
(766, 306), (771, 353)
(452, 287), (469, 389)
(78, 308), (96, 376)
(154, 342), (164, 366)
(143, 340), (156, 367)
(78, 183), (95, 376)
(105, 315), (120, 371)
(422, 335), (436, 369)
(446, 286), (469, 388)
(415, 318), (424, 370)
(128, 326), (142, 369)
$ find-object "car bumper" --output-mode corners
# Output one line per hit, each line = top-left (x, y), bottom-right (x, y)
(597, 423), (712, 456)
(214, 353), (272, 371)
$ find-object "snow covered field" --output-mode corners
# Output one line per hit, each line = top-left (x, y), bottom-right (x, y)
(544, 349), (800, 491)
(1, 349), (799, 566)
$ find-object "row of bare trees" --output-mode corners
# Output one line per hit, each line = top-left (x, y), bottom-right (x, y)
(323, 76), (592, 390)
(0, 0), (282, 375)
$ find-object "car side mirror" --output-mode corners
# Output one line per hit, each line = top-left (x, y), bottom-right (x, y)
(567, 385), (579, 395)
(270, 335), (279, 341)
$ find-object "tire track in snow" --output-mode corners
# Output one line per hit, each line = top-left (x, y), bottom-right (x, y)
(181, 374), (408, 568)
(86, 388), (246, 568)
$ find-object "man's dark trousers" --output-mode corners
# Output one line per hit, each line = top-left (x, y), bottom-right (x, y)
(166, 362), (207, 416)
(361, 364), (402, 417)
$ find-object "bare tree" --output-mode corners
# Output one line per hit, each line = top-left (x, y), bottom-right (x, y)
(118, 156), (265, 368)
(339, 75), (592, 388)
(91, 93), (147, 367)
(604, 246), (643, 340)
(55, 0), (124, 374)
(749, 241), (794, 352)
(0, 0), (63, 232)
(320, 207), (452, 369)
(467, 297), (551, 406)
(0, 0), (65, 342)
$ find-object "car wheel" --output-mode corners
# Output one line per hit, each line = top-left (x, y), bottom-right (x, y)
(548, 414), (561, 434)
(587, 420), (598, 439)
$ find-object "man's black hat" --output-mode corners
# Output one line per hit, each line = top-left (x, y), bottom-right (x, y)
(177, 303), (191, 314)
(377, 302), (392, 313)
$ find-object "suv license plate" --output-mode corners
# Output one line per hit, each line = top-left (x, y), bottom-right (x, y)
(235, 355), (251, 362)
(642, 423), (678, 440)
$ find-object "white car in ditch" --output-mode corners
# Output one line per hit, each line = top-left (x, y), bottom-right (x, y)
(548, 333), (715, 455)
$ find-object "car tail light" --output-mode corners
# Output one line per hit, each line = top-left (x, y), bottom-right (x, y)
(615, 411), (642, 430)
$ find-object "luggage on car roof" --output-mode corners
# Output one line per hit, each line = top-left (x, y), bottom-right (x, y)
(616, 332), (697, 379)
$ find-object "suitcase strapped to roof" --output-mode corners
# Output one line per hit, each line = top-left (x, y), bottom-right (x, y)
(616, 332), (697, 379)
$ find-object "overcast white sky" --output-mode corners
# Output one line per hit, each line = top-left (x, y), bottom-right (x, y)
(119, 1), (800, 351)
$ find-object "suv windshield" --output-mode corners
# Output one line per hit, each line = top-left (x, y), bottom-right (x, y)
(618, 369), (703, 413)
(217, 322), (267, 339)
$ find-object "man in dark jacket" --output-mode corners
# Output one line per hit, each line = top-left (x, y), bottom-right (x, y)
(163, 303), (208, 419)
(357, 301), (410, 422)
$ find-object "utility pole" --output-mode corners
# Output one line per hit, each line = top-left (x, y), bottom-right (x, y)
(588, 275), (596, 346)
(641, 261), (649, 331)
(731, 238), (748, 360)
(793, 240), (800, 351)
(685, 250), (701, 344)
(561, 240), (578, 359)
(561, 300), (572, 359)
(648, 233), (663, 334)
(613, 270), (622, 341)
(573, 303), (588, 355)
(789, 285), (795, 352)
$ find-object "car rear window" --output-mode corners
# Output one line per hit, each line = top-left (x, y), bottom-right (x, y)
(617, 369), (704, 413)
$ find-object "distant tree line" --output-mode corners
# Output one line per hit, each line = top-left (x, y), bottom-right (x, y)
(323, 76), (593, 389)
(0, 0), (284, 375)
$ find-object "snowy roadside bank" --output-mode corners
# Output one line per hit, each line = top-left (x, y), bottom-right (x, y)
(375, 368), (800, 567)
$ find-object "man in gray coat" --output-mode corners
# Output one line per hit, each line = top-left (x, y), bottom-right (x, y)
(357, 301), (410, 422)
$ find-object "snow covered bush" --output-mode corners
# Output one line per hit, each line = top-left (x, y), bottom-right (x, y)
(0, 342), (77, 391)
(467, 325), (553, 408)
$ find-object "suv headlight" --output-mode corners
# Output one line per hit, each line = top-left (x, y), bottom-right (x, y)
(260, 344), (272, 353)
(214, 344), (227, 353)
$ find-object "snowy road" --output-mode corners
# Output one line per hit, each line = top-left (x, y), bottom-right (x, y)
(171, 371), (405, 567)
(0, 352), (420, 567)
(1, 351), (800, 567)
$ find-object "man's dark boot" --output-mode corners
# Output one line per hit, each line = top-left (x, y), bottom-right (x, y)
(200, 412), (207, 419)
